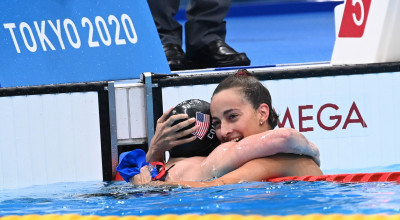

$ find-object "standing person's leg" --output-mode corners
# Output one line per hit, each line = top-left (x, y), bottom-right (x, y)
(147, 0), (188, 70)
(185, 0), (250, 68)
(185, 0), (229, 53)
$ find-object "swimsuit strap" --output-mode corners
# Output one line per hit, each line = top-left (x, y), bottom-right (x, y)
(151, 161), (166, 181)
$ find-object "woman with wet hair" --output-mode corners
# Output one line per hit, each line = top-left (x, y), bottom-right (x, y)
(211, 69), (279, 143)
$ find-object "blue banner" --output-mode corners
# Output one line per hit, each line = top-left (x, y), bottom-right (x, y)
(0, 0), (170, 88)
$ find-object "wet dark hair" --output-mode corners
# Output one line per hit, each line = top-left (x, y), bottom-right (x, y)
(212, 69), (279, 129)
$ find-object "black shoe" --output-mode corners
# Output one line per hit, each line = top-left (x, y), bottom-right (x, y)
(163, 44), (188, 71)
(188, 40), (251, 69)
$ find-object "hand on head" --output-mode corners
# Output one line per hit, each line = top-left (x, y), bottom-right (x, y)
(147, 108), (198, 163)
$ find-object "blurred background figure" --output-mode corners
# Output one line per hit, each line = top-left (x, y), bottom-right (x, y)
(147, 0), (251, 70)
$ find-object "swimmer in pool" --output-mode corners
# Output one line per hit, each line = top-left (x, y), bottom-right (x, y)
(120, 70), (322, 187)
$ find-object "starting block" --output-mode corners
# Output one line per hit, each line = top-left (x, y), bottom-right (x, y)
(331, 0), (400, 64)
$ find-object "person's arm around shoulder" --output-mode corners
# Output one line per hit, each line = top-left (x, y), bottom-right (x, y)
(209, 154), (323, 186)
(145, 154), (323, 188)
(150, 155), (308, 188)
(146, 108), (199, 163)
(198, 127), (320, 178)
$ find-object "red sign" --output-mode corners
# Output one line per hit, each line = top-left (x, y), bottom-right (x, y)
(278, 102), (367, 132)
(338, 0), (372, 38)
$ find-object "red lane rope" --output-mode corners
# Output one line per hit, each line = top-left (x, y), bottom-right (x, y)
(267, 171), (400, 183)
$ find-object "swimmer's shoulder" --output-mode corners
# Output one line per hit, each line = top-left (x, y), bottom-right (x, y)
(165, 156), (209, 181)
(235, 154), (322, 179)
(261, 153), (323, 176)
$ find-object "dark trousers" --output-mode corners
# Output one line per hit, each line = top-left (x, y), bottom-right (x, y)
(147, 0), (231, 56)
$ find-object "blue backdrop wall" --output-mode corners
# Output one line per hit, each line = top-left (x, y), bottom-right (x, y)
(0, 0), (170, 88)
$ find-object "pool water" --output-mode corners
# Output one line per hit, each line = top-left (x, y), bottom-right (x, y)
(1, 166), (400, 216)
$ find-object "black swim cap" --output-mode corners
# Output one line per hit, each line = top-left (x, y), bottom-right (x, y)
(168, 99), (220, 158)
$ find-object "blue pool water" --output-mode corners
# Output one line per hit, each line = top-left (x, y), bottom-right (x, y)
(1, 165), (400, 216)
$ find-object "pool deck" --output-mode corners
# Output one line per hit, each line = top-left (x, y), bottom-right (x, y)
(175, 0), (343, 68)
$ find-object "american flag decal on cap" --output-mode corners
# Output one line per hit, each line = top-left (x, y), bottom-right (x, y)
(192, 112), (210, 140)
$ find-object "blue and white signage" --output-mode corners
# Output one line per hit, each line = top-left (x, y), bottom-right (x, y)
(0, 0), (170, 88)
